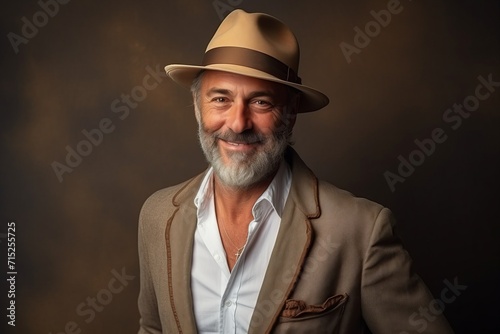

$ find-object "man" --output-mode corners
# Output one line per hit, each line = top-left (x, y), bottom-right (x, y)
(138, 9), (453, 333)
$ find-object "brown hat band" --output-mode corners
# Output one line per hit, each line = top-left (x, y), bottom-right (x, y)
(202, 46), (302, 84)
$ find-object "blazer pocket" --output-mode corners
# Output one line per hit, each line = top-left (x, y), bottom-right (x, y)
(275, 293), (348, 334)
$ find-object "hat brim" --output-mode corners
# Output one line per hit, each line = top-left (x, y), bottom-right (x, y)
(164, 63), (329, 113)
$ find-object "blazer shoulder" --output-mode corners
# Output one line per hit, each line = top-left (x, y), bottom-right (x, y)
(314, 179), (394, 239)
(312, 180), (395, 259)
(317, 180), (385, 216)
(139, 174), (203, 231)
(141, 180), (185, 212)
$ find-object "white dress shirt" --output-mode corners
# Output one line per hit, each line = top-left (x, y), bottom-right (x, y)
(192, 162), (292, 333)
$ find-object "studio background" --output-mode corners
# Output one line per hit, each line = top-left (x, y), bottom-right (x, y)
(1, 0), (499, 333)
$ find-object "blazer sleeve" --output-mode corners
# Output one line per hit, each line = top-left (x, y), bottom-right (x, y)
(137, 207), (163, 334)
(361, 208), (454, 334)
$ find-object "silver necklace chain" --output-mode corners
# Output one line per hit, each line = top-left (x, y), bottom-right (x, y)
(220, 219), (246, 259)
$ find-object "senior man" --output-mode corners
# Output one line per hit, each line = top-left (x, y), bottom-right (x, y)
(137, 9), (453, 334)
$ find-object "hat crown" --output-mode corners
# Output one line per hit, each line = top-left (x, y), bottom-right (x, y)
(206, 9), (300, 73)
(164, 9), (329, 112)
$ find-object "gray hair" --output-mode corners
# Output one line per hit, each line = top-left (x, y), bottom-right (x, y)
(190, 71), (205, 109)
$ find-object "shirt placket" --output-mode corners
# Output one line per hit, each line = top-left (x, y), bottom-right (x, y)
(220, 259), (245, 333)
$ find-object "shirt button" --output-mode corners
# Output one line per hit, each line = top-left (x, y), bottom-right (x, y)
(214, 254), (220, 261)
(225, 300), (232, 307)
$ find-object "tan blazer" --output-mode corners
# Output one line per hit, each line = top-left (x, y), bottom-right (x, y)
(138, 148), (453, 333)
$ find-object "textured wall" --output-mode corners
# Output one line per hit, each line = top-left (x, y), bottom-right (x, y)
(1, 0), (499, 333)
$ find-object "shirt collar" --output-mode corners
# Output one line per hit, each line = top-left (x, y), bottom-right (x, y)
(194, 161), (292, 220)
(194, 167), (213, 212)
(252, 161), (291, 219)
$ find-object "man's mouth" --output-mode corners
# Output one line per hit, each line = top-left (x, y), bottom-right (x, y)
(225, 140), (255, 146)
(218, 138), (261, 151)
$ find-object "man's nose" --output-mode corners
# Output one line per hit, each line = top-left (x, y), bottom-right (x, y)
(227, 102), (251, 133)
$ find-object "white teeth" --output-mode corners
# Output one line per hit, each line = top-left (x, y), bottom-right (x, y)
(222, 139), (257, 146)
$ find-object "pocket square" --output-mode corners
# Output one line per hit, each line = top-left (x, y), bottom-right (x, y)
(281, 293), (349, 318)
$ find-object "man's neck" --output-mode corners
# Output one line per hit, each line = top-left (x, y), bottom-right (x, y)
(213, 171), (276, 224)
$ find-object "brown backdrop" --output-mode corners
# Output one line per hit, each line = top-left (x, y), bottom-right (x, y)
(1, 0), (499, 333)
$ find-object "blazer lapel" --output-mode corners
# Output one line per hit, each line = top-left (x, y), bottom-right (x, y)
(165, 173), (205, 333)
(248, 148), (321, 334)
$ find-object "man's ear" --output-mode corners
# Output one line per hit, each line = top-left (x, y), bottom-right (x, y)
(288, 111), (297, 130)
(287, 93), (301, 129)
(193, 93), (201, 123)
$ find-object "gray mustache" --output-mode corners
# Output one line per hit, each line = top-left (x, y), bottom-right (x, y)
(216, 130), (266, 144)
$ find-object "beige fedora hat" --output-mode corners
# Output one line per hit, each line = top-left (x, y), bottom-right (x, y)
(164, 9), (329, 113)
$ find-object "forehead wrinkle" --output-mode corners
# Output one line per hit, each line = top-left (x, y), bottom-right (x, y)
(204, 87), (284, 102)
(201, 71), (288, 97)
(205, 87), (233, 96)
(246, 90), (281, 100)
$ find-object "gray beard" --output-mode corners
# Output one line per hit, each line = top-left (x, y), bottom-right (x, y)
(197, 122), (289, 189)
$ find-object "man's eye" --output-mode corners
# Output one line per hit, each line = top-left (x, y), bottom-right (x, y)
(253, 100), (273, 108)
(212, 97), (228, 103)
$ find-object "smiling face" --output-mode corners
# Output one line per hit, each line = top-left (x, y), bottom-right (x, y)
(193, 70), (298, 189)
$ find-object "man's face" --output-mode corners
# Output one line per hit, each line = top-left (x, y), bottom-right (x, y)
(194, 71), (297, 189)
